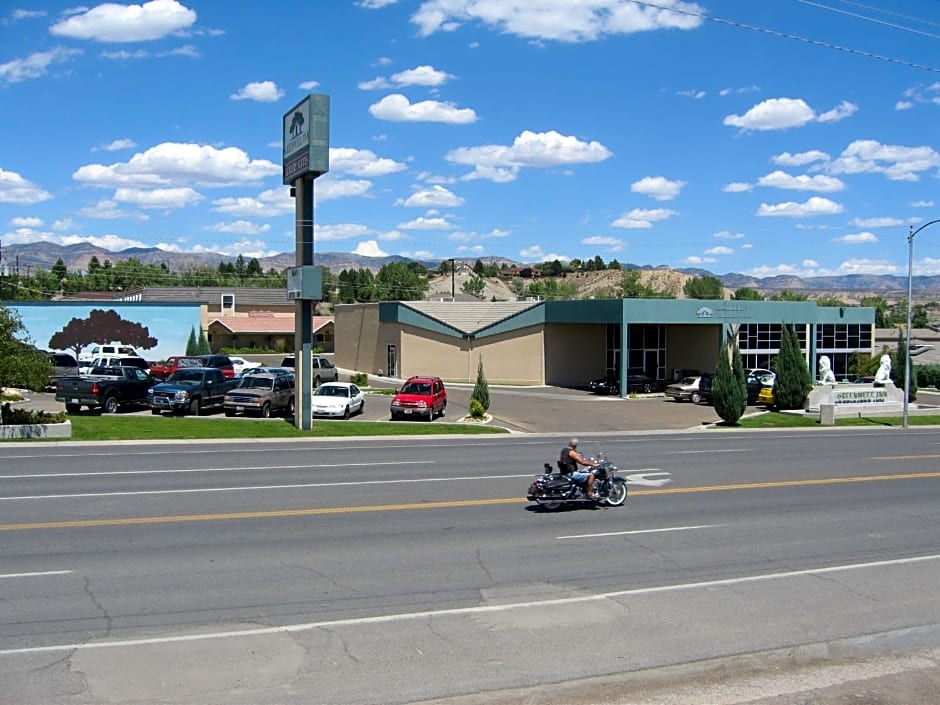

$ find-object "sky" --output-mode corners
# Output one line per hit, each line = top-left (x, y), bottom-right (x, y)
(0, 0), (938, 280)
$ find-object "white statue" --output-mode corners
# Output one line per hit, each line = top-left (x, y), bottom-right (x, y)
(874, 354), (892, 384)
(818, 355), (836, 384)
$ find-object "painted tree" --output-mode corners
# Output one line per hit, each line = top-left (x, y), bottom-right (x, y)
(712, 340), (746, 425)
(48, 308), (158, 358)
(774, 323), (811, 410)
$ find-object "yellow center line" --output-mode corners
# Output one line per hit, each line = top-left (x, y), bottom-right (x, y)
(2, 471), (938, 532)
(871, 454), (940, 461)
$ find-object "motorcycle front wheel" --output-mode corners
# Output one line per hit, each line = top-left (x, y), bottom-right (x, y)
(602, 481), (627, 507)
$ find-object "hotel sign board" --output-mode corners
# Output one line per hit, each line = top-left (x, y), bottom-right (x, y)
(283, 93), (330, 184)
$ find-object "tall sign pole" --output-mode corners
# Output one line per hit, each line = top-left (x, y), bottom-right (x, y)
(283, 94), (329, 430)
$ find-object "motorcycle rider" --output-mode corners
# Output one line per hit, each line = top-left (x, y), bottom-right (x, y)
(559, 438), (599, 499)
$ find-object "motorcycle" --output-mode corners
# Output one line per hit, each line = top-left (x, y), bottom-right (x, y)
(526, 452), (627, 510)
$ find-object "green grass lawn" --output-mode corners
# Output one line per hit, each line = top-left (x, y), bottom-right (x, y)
(67, 415), (507, 441)
(714, 411), (940, 429)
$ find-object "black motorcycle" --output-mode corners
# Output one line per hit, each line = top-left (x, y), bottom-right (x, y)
(526, 452), (627, 510)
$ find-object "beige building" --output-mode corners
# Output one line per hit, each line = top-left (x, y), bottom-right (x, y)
(336, 299), (875, 388)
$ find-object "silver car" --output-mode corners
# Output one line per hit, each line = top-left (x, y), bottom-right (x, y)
(665, 375), (703, 403)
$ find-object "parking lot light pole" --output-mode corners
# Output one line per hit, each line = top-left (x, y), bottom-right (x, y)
(904, 219), (940, 429)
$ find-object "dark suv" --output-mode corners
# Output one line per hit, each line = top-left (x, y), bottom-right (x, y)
(390, 376), (447, 421)
(197, 354), (235, 379)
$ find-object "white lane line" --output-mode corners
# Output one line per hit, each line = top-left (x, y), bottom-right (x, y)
(2, 553), (937, 657)
(0, 473), (535, 501)
(0, 570), (72, 579)
(666, 449), (749, 455)
(558, 524), (716, 540)
(0, 460), (434, 481)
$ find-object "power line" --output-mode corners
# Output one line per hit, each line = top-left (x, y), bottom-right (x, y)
(795, 0), (940, 41)
(626, 0), (940, 73)
(833, 0), (940, 30)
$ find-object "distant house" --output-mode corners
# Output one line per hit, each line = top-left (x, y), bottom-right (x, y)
(501, 266), (540, 279)
(207, 313), (334, 353)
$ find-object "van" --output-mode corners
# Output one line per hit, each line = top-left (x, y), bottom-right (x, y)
(79, 342), (140, 364)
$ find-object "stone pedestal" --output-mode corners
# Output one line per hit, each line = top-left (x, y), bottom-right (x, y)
(809, 382), (904, 425)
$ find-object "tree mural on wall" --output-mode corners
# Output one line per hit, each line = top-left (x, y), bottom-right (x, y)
(48, 309), (158, 358)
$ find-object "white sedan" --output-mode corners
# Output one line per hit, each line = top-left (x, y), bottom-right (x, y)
(311, 382), (365, 419)
(229, 356), (261, 376)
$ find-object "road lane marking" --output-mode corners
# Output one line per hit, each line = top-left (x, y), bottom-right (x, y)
(1, 470), (937, 532)
(666, 449), (748, 454)
(558, 524), (715, 540)
(871, 454), (940, 460)
(0, 570), (72, 579)
(0, 460), (434, 481)
(2, 553), (937, 657)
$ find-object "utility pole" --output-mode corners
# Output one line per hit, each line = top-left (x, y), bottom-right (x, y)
(449, 258), (455, 299)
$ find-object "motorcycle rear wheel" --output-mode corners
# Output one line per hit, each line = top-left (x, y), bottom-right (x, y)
(537, 499), (563, 511)
(602, 481), (627, 507)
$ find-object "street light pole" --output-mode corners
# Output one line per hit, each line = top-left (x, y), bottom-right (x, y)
(904, 218), (940, 429)
(449, 258), (455, 300)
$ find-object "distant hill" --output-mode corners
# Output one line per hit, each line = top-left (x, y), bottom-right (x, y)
(4, 241), (940, 301)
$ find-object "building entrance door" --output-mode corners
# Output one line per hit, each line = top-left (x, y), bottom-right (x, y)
(387, 344), (397, 377)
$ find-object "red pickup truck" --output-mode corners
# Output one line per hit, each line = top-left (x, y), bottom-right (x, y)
(149, 356), (204, 381)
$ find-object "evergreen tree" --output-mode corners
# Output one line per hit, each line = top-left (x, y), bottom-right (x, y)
(732, 287), (763, 301)
(712, 340), (746, 425)
(185, 327), (198, 355)
(774, 323), (811, 410)
(197, 330), (211, 355)
(470, 356), (490, 413)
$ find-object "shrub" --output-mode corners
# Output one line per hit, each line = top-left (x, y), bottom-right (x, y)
(775, 323), (811, 410)
(350, 372), (368, 386)
(1, 405), (67, 425)
(470, 357), (490, 412)
(469, 398), (486, 419)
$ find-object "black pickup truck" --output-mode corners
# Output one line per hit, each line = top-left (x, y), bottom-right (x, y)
(146, 367), (238, 416)
(55, 366), (154, 414)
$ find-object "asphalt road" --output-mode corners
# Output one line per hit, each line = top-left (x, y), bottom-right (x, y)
(1, 429), (940, 704)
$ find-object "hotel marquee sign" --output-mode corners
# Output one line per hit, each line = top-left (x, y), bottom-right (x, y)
(283, 94), (330, 184)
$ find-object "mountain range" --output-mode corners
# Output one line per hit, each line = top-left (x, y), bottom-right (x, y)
(2, 241), (938, 301)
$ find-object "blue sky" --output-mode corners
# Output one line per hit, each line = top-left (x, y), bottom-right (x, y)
(1, 0), (938, 279)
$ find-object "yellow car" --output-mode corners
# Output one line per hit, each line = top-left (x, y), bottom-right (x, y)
(757, 385), (775, 407)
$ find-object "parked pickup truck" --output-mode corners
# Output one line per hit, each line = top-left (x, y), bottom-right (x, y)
(148, 355), (205, 381)
(147, 367), (238, 416)
(55, 366), (154, 414)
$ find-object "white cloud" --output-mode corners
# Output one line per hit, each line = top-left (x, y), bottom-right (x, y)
(447, 130), (612, 180)
(611, 208), (677, 229)
(459, 166), (519, 183)
(705, 246), (732, 255)
(398, 249), (435, 259)
(719, 85), (760, 96)
(230, 80), (284, 102)
(911, 200), (934, 208)
(834, 232), (877, 244)
(49, 0), (197, 42)
(817, 100), (857, 123)
(723, 182), (753, 193)
(11, 216), (43, 227)
(683, 255), (716, 265)
(756, 170), (844, 192)
(315, 178), (374, 202)
(12, 9), (47, 20)
(369, 94), (477, 123)
(78, 199), (149, 220)
(0, 47), (81, 84)
(677, 89), (705, 99)
(398, 216), (455, 230)
(162, 44), (199, 58)
(113, 186), (204, 208)
(397, 185), (464, 208)
(298, 80), (319, 90)
(895, 101), (914, 111)
(359, 0), (398, 7)
(755, 197), (844, 217)
(457, 244), (485, 254)
(724, 97), (816, 131)
(851, 217), (903, 228)
(448, 228), (510, 242)
(352, 240), (389, 257)
(189, 238), (279, 258)
(73, 142), (280, 187)
(0, 168), (52, 204)
(582, 236), (624, 251)
(389, 65), (453, 86)
(714, 230), (744, 240)
(358, 77), (391, 90)
(772, 150), (830, 167)
(315, 223), (374, 241)
(204, 220), (271, 235)
(827, 139), (940, 182)
(630, 176), (686, 201)
(96, 138), (138, 152)
(519, 245), (568, 263)
(212, 188), (294, 217)
(52, 218), (75, 231)
(101, 49), (148, 60)
(329, 147), (406, 176)
(411, 0), (705, 42)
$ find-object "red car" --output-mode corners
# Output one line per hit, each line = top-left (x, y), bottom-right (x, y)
(148, 355), (204, 381)
(389, 376), (447, 421)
